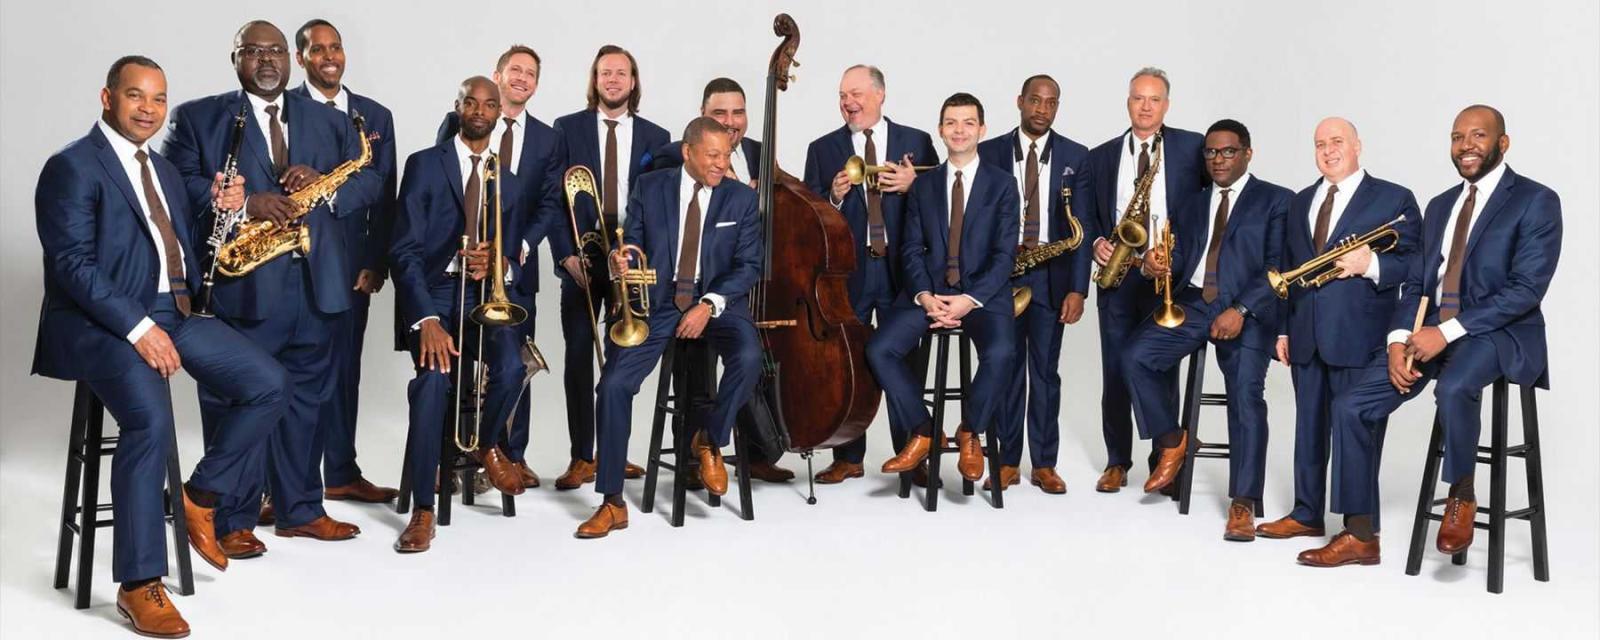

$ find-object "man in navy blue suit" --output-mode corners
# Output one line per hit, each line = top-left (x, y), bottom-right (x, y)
(1085, 67), (1208, 494)
(874, 94), (1018, 485)
(576, 117), (764, 539)
(1120, 120), (1291, 540)
(1312, 106), (1560, 566)
(976, 74), (1093, 494)
(290, 18), (400, 505)
(1254, 117), (1420, 566)
(550, 44), (671, 491)
(803, 64), (939, 485)
(33, 56), (289, 637)
(163, 20), (378, 557)
(391, 77), (531, 553)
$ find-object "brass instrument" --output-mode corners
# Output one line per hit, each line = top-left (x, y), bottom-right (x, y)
(1152, 219), (1185, 328)
(843, 154), (937, 192)
(215, 115), (372, 277)
(563, 166), (610, 366)
(1093, 132), (1163, 289)
(1009, 186), (1086, 318)
(1267, 214), (1406, 298)
(468, 154), (528, 327)
(607, 228), (656, 348)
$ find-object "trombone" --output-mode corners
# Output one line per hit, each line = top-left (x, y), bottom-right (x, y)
(1152, 219), (1185, 329)
(450, 153), (526, 453)
(843, 154), (937, 192)
(563, 166), (611, 366)
(1267, 214), (1406, 299)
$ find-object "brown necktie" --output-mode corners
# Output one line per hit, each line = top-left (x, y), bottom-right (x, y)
(134, 150), (190, 316)
(1439, 185), (1477, 321)
(675, 183), (704, 311)
(465, 155), (482, 244)
(946, 170), (965, 287)
(1202, 188), (1232, 303)
(499, 117), (516, 172)
(1135, 140), (1150, 185)
(325, 100), (337, 109)
(264, 104), (287, 176)
(863, 129), (887, 255)
(1313, 183), (1339, 251)
(1022, 141), (1040, 248)
(603, 119), (620, 231)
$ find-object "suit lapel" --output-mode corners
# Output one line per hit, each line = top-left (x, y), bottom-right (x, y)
(701, 182), (728, 275)
(235, 91), (276, 180)
(1222, 179), (1255, 245)
(89, 128), (149, 239)
(628, 118), (650, 183)
(932, 165), (951, 259)
(666, 170), (682, 275)
(439, 143), (464, 215)
(285, 97), (309, 166)
(1327, 174), (1377, 244)
(1464, 168), (1516, 261)
(578, 110), (601, 183)
(1046, 133), (1068, 242)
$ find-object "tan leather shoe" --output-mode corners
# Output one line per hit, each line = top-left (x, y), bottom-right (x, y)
(1437, 497), (1477, 554)
(624, 461), (647, 479)
(325, 476), (400, 503)
(910, 465), (942, 489)
(1224, 503), (1257, 542)
(274, 515), (360, 541)
(1297, 531), (1380, 567)
(1143, 431), (1189, 493)
(1095, 466), (1128, 493)
(516, 461), (541, 489)
(394, 509), (436, 553)
(220, 530), (267, 559)
(117, 581), (190, 638)
(882, 434), (941, 474)
(554, 459), (597, 490)
(814, 461), (864, 484)
(748, 461), (795, 483)
(1030, 467), (1067, 494)
(982, 465), (1021, 491)
(692, 431), (729, 496)
(470, 446), (525, 495)
(956, 430), (985, 481)
(1256, 515), (1326, 539)
(256, 495), (275, 526)
(181, 492), (226, 572)
(576, 502), (629, 539)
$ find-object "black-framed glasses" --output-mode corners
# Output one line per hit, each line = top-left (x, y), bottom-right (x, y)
(1203, 147), (1244, 159)
(236, 45), (289, 60)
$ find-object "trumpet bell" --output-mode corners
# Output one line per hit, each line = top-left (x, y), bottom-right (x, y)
(521, 338), (549, 375)
(470, 300), (528, 327)
(1266, 269), (1290, 299)
(843, 155), (870, 186)
(609, 317), (650, 348)
(1153, 304), (1186, 329)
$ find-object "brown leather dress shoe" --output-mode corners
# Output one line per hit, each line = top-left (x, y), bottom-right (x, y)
(181, 492), (226, 572)
(1095, 466), (1128, 493)
(576, 502), (629, 539)
(275, 515), (361, 541)
(1437, 497), (1477, 554)
(516, 461), (541, 489)
(982, 465), (1021, 491)
(1297, 531), (1380, 567)
(748, 461), (795, 483)
(882, 434), (940, 473)
(1030, 467), (1067, 494)
(1143, 431), (1188, 493)
(814, 461), (864, 484)
(117, 582), (190, 638)
(470, 447), (525, 496)
(220, 530), (267, 559)
(325, 476), (400, 503)
(624, 461), (647, 479)
(257, 495), (275, 526)
(1256, 515), (1326, 539)
(692, 431), (729, 496)
(554, 459), (597, 490)
(1224, 503), (1257, 542)
(910, 465), (942, 489)
(394, 509), (436, 553)
(956, 430), (985, 481)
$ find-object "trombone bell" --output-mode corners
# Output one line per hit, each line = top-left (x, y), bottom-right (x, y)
(1011, 286), (1031, 318)
(470, 300), (528, 326)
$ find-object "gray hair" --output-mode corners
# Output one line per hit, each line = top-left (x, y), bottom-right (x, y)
(845, 64), (886, 91)
(1130, 66), (1170, 95)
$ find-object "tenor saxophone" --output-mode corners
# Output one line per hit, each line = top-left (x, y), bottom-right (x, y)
(1093, 132), (1162, 289)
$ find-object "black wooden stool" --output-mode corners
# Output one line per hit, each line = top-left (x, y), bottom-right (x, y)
(1405, 379), (1548, 594)
(1174, 343), (1264, 517)
(895, 327), (1004, 511)
(395, 363), (516, 524)
(642, 339), (754, 526)
(54, 383), (195, 610)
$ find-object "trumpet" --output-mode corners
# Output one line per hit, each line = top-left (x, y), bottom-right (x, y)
(563, 166), (610, 366)
(1152, 219), (1185, 329)
(1267, 214), (1406, 299)
(843, 154), (937, 192)
(1094, 132), (1162, 289)
(607, 228), (656, 348)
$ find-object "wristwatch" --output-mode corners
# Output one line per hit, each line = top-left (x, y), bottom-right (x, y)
(1231, 302), (1250, 316)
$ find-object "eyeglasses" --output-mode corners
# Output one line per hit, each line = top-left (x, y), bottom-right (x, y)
(236, 45), (289, 60)
(1203, 147), (1244, 159)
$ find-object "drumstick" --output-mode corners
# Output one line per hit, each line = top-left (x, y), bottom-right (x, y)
(1402, 296), (1429, 394)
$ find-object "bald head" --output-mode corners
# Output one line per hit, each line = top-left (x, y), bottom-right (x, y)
(838, 65), (886, 132)
(1313, 117), (1362, 182)
(455, 76), (502, 144)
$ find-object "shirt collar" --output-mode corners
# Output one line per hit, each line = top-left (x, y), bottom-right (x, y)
(599, 111), (632, 126)
(95, 118), (148, 161)
(1126, 129), (1159, 155)
(1217, 172), (1251, 196)
(1014, 128), (1053, 163)
(454, 135), (489, 167)
(1464, 161), (1508, 197)
(948, 154), (980, 176)
(1327, 167), (1367, 192)
(246, 91), (284, 117)
(300, 82), (347, 112)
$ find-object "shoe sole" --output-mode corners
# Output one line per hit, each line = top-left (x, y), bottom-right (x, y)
(554, 475), (597, 491)
(393, 544), (431, 554)
(1437, 541), (1473, 555)
(222, 548), (266, 560)
(1297, 556), (1380, 567)
(187, 537), (228, 572)
(574, 522), (628, 539)
(274, 529), (359, 541)
(1223, 532), (1256, 542)
(813, 471), (864, 485)
(1030, 480), (1067, 494)
(1256, 529), (1326, 540)
(118, 604), (191, 639)
(324, 493), (399, 503)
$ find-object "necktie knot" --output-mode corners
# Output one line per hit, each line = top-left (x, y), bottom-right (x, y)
(1028, 142), (1037, 154)
(1328, 183), (1339, 196)
(470, 154), (481, 166)
(1468, 184), (1478, 197)
(264, 104), (279, 118)
(1140, 142), (1148, 153)
(325, 100), (337, 108)
(862, 129), (874, 139)
(604, 119), (618, 130)
(504, 117), (515, 127)
(955, 169), (963, 180)
(134, 149), (149, 165)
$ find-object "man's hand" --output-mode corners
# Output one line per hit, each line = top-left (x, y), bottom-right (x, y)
(676, 302), (712, 339)
(1058, 292), (1085, 324)
(1388, 343), (1421, 394)
(830, 169), (852, 203)
(609, 251), (631, 279)
(1210, 308), (1245, 341)
(133, 326), (181, 378)
(353, 269), (384, 294)
(1406, 326), (1447, 363)
(1141, 244), (1170, 279)
(417, 318), (459, 373)
(1334, 244), (1373, 279)
(936, 294), (977, 325)
(460, 241), (491, 281)
(245, 192), (297, 225)
(562, 255), (591, 289)
(874, 156), (917, 194)
(1093, 237), (1114, 267)
(210, 172), (246, 212)
(1275, 336), (1291, 366)
(279, 165), (323, 193)
(918, 293), (951, 322)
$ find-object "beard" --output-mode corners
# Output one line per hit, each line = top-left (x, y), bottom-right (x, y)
(1455, 143), (1504, 182)
(600, 93), (629, 112)
(461, 119), (494, 141)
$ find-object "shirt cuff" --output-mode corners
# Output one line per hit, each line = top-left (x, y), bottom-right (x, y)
(701, 293), (726, 318)
(914, 291), (932, 305)
(1386, 329), (1411, 347)
(1439, 318), (1467, 343)
(963, 294), (983, 308)
(126, 317), (156, 344)
(1362, 256), (1381, 282)
(410, 315), (439, 332)
(521, 240), (531, 265)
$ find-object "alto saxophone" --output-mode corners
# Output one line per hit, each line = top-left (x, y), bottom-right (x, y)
(214, 115), (373, 277)
(1093, 131), (1162, 289)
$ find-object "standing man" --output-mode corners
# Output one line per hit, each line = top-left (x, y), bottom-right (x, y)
(1309, 106), (1559, 566)
(975, 74), (1093, 494)
(291, 17), (400, 504)
(1084, 67), (1207, 493)
(550, 44), (671, 491)
(163, 20), (375, 556)
(802, 64), (938, 485)
(33, 55), (289, 637)
(1257, 117), (1419, 563)
(1118, 119), (1291, 540)
(577, 117), (764, 539)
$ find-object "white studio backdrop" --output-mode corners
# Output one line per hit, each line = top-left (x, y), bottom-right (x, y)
(1, 0), (1596, 635)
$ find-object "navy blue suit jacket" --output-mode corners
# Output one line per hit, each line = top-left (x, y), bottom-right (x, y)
(1084, 125), (1208, 308)
(1392, 167), (1560, 387)
(649, 137), (762, 180)
(290, 85), (398, 279)
(977, 128), (1094, 306)
(623, 168), (763, 320)
(1280, 172), (1421, 368)
(900, 161), (1020, 311)
(550, 109), (671, 263)
(390, 140), (527, 330)
(162, 89), (381, 320)
(1171, 176), (1293, 352)
(33, 126), (204, 380)
(803, 120), (939, 302)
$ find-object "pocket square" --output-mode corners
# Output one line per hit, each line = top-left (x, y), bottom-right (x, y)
(714, 221), (737, 228)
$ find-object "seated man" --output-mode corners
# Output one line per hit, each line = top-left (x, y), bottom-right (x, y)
(577, 116), (764, 539)
(872, 93), (1019, 482)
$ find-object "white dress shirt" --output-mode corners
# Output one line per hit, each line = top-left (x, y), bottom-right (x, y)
(301, 82), (348, 113)
(1190, 173), (1251, 289)
(492, 109), (527, 175)
(727, 139), (751, 183)
(246, 91), (288, 162)
(597, 111), (634, 222)
(1013, 129), (1053, 244)
(1115, 130), (1169, 245)
(1386, 162), (1507, 347)
(676, 170), (726, 317)
(98, 120), (183, 344)
(914, 155), (982, 308)
(841, 117), (892, 248)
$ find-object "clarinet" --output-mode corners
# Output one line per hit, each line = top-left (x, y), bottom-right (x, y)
(193, 104), (249, 318)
